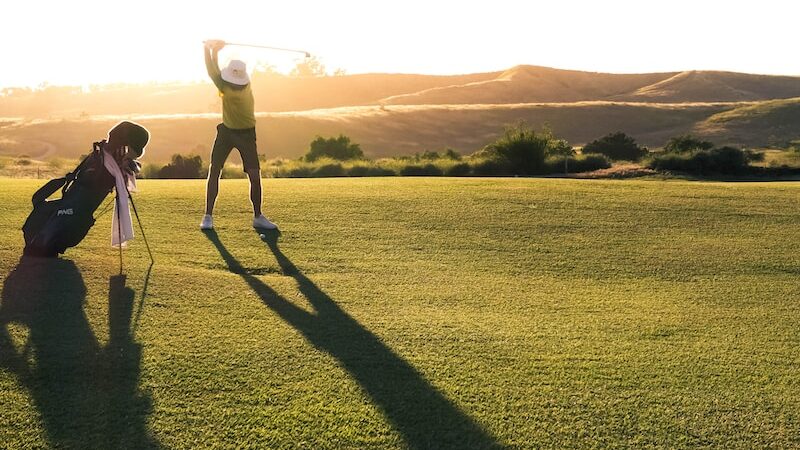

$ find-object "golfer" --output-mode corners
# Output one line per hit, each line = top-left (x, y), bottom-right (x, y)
(200, 40), (277, 231)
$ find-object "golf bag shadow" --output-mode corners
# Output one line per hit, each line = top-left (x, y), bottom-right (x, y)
(23, 142), (116, 257)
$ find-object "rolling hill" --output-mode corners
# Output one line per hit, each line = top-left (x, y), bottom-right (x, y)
(378, 66), (674, 105)
(0, 72), (500, 117)
(694, 97), (800, 147)
(0, 102), (733, 162)
(5, 66), (800, 117)
(1, 65), (799, 161)
(377, 66), (800, 106)
(613, 70), (800, 103)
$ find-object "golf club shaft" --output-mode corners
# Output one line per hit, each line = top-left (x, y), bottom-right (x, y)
(206, 41), (310, 57)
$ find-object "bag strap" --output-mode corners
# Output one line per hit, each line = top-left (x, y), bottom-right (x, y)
(61, 141), (104, 195)
(31, 177), (67, 205)
(30, 149), (92, 204)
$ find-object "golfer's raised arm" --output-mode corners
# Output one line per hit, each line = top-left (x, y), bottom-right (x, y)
(204, 43), (225, 91)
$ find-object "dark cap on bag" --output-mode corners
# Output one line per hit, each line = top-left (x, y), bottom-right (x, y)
(108, 121), (149, 158)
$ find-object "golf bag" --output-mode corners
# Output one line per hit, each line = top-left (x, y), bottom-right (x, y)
(22, 142), (116, 257)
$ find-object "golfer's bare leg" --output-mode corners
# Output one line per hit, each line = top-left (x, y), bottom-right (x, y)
(205, 165), (222, 215)
(245, 168), (263, 217)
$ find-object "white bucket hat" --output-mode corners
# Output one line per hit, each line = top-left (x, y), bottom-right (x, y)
(221, 59), (250, 86)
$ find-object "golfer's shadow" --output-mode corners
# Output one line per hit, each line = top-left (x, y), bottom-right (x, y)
(204, 230), (501, 449)
(0, 257), (160, 449)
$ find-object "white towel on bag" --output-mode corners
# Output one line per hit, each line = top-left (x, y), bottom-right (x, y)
(102, 150), (136, 247)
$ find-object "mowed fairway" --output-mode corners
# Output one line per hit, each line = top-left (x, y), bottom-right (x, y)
(1, 177), (799, 449)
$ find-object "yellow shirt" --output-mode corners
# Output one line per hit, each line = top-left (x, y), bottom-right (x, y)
(206, 56), (256, 130)
(218, 83), (256, 130)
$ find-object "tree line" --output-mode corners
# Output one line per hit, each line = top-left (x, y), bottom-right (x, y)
(144, 123), (774, 179)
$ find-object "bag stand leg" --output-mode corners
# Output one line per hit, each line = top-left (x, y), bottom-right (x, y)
(116, 190), (123, 275)
(125, 187), (154, 265)
(129, 195), (154, 265)
(114, 185), (155, 274)
(115, 186), (154, 334)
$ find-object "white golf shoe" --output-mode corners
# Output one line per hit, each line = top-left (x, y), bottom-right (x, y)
(200, 214), (214, 230)
(253, 214), (278, 230)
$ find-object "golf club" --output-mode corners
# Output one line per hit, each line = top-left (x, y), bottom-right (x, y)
(204, 40), (311, 58)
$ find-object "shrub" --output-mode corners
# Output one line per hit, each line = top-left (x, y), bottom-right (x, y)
(313, 163), (345, 177)
(286, 166), (313, 177)
(446, 162), (471, 176)
(399, 164), (443, 176)
(306, 135), (364, 162)
(347, 165), (371, 177)
(646, 146), (750, 174)
(265, 158), (315, 178)
(664, 134), (714, 153)
(140, 163), (162, 179)
(546, 139), (576, 173)
(743, 149), (765, 162)
(364, 158), (401, 174)
(417, 150), (441, 160)
(582, 132), (648, 161)
(347, 165), (396, 177)
(647, 153), (688, 172)
(545, 154), (611, 173)
(158, 154), (203, 179)
(444, 148), (462, 160)
(471, 158), (510, 176)
(221, 165), (247, 179)
(290, 55), (327, 77)
(574, 154), (612, 172)
(701, 146), (750, 173)
(15, 155), (32, 166)
(365, 167), (396, 176)
(477, 122), (553, 175)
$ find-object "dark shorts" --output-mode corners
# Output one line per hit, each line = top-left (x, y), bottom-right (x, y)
(210, 124), (260, 171)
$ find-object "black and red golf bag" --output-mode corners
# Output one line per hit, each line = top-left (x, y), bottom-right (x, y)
(22, 142), (117, 257)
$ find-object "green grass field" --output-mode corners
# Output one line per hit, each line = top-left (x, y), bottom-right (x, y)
(1, 177), (799, 449)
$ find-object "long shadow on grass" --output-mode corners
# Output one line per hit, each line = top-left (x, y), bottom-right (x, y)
(0, 257), (160, 449)
(204, 230), (501, 450)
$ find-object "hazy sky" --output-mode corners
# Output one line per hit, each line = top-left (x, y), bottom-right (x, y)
(1, 0), (797, 88)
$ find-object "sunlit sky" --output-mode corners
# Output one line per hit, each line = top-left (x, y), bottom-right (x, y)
(2, 0), (798, 88)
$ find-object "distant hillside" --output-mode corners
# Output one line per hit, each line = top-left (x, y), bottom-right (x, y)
(380, 66), (674, 105)
(0, 72), (499, 117)
(0, 102), (733, 163)
(613, 71), (800, 103)
(379, 66), (800, 106)
(694, 97), (800, 146)
(252, 72), (497, 111)
(1, 65), (799, 161)
(3, 66), (800, 118)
